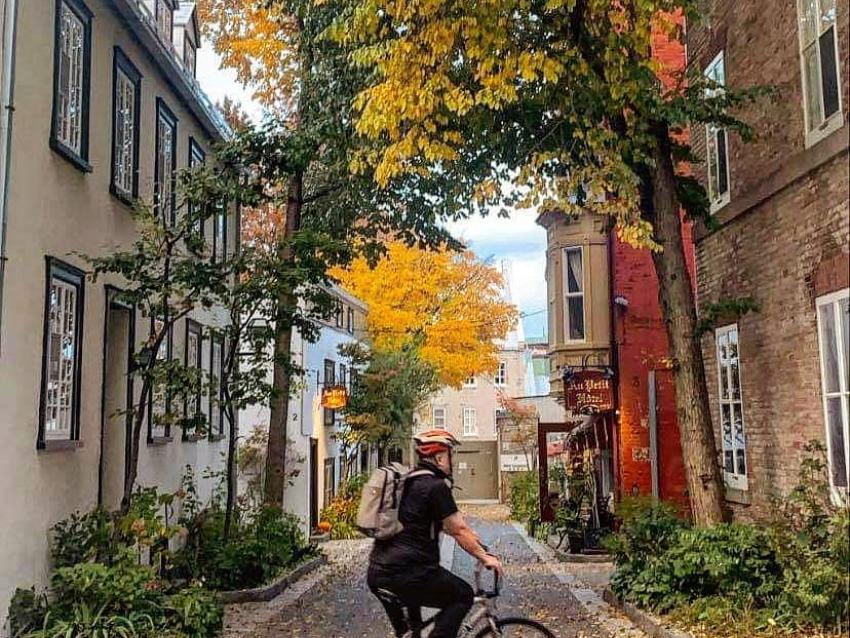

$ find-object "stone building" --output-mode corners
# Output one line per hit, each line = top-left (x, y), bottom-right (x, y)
(0, 0), (235, 627)
(688, 0), (849, 518)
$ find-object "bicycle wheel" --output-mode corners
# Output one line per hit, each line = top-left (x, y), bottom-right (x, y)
(474, 617), (557, 637)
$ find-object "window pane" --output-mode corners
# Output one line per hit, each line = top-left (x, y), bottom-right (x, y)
(826, 397), (847, 487)
(58, 4), (85, 154)
(803, 45), (823, 130)
(799, 0), (818, 44)
(46, 279), (78, 439)
(566, 248), (583, 293)
(568, 297), (585, 340)
(819, 28), (840, 119)
(716, 129), (728, 196)
(820, 0), (836, 28)
(707, 126), (719, 199)
(819, 302), (840, 393)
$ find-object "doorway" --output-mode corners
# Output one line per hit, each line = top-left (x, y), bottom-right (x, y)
(309, 439), (319, 531)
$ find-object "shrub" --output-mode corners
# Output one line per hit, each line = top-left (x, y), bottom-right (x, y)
(320, 473), (367, 540)
(508, 471), (539, 529)
(163, 585), (222, 638)
(49, 509), (115, 568)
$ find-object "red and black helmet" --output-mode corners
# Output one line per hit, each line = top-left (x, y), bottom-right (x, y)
(414, 429), (461, 457)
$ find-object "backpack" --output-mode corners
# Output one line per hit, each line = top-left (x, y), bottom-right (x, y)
(356, 463), (434, 540)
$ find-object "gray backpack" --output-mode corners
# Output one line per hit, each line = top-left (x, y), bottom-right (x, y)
(356, 463), (434, 540)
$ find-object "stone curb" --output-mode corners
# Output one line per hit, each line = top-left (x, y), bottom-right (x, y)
(602, 590), (696, 638)
(219, 554), (328, 604)
(550, 546), (613, 563)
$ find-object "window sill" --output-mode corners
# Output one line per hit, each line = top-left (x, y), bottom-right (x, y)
(110, 184), (138, 209)
(183, 433), (205, 443)
(805, 113), (844, 149)
(208, 433), (226, 442)
(709, 193), (731, 215)
(147, 436), (173, 446)
(38, 439), (84, 453)
(50, 138), (92, 173)
(724, 486), (752, 505)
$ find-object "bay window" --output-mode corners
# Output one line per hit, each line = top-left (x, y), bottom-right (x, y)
(563, 247), (585, 341)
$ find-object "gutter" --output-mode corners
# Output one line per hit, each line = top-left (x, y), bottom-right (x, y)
(0, 0), (19, 355)
(607, 227), (622, 502)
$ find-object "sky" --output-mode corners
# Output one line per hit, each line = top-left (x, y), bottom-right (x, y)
(196, 48), (549, 340)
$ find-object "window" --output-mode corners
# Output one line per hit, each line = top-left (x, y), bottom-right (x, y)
(39, 259), (85, 447)
(324, 359), (336, 427)
(148, 315), (173, 441)
(347, 308), (355, 334)
(816, 289), (849, 499)
(339, 363), (347, 389)
(463, 376), (477, 388)
(716, 325), (747, 490)
(184, 320), (202, 433)
(183, 34), (197, 77)
(463, 407), (477, 437)
(563, 247), (585, 341)
(209, 336), (224, 439)
(213, 202), (227, 263)
(495, 361), (507, 387)
(323, 458), (336, 508)
(432, 406), (447, 429)
(797, 0), (843, 144)
(335, 302), (344, 329)
(155, 0), (174, 40)
(111, 49), (141, 202)
(188, 138), (206, 239)
(704, 51), (730, 211)
(155, 99), (178, 224)
(51, 0), (92, 170)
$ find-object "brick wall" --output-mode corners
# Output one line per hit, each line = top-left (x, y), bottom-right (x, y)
(697, 152), (849, 520)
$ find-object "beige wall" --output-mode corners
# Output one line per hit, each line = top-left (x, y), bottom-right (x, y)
(539, 211), (612, 397)
(0, 0), (235, 625)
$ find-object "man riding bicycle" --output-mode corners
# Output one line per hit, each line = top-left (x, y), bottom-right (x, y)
(367, 429), (504, 638)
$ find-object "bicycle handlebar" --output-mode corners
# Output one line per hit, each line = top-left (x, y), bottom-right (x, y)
(473, 546), (501, 597)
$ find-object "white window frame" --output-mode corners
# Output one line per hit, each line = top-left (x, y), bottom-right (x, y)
(432, 406), (447, 429)
(563, 246), (586, 343)
(815, 288), (849, 502)
(796, 0), (844, 147)
(462, 407), (478, 437)
(462, 376), (477, 388)
(494, 361), (507, 387)
(715, 324), (748, 490)
(704, 51), (731, 213)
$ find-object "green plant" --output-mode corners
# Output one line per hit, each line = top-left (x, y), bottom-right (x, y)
(24, 604), (154, 638)
(8, 588), (48, 637)
(163, 585), (222, 638)
(320, 474), (367, 539)
(50, 509), (115, 568)
(508, 471), (539, 530)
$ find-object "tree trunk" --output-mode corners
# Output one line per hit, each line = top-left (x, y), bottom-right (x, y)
(263, 171), (303, 506)
(645, 122), (727, 526)
(223, 398), (239, 540)
(121, 377), (151, 514)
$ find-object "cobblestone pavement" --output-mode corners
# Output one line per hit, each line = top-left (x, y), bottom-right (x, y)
(224, 507), (641, 638)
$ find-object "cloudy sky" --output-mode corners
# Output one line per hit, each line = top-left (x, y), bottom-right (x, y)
(196, 48), (549, 340)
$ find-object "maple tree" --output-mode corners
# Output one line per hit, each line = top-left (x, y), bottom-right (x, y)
(333, 242), (518, 387)
(331, 0), (769, 525)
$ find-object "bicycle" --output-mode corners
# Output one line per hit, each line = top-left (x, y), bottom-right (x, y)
(375, 556), (556, 637)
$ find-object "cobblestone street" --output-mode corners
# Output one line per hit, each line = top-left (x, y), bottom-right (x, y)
(224, 507), (642, 638)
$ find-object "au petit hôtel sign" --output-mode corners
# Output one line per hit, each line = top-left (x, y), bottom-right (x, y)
(321, 385), (348, 410)
(564, 370), (613, 413)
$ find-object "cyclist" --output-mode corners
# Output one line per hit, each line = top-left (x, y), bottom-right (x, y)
(367, 429), (504, 638)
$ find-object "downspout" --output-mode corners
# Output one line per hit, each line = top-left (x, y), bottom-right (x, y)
(607, 227), (622, 503)
(0, 0), (19, 354)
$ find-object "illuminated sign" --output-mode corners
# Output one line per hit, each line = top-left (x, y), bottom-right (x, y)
(321, 385), (348, 410)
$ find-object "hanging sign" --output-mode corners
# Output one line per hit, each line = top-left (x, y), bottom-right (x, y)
(321, 385), (349, 410)
(564, 370), (613, 413)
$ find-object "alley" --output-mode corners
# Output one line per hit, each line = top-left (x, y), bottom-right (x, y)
(224, 508), (639, 638)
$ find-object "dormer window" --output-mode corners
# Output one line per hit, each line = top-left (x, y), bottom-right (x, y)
(183, 35), (196, 77)
(155, 0), (174, 41)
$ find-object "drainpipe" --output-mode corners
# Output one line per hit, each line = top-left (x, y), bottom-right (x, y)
(0, 0), (19, 354)
(606, 227), (622, 503)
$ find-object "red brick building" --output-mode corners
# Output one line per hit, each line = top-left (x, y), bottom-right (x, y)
(688, 0), (849, 518)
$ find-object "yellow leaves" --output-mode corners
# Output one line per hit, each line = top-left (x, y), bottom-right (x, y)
(331, 242), (519, 387)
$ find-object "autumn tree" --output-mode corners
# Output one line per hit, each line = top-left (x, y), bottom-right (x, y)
(198, 0), (466, 505)
(498, 394), (539, 472)
(333, 241), (519, 387)
(333, 0), (768, 525)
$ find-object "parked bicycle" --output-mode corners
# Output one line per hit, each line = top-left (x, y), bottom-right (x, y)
(376, 556), (555, 637)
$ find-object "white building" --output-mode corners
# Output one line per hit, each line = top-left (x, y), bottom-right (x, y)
(240, 286), (369, 535)
(0, 0), (234, 628)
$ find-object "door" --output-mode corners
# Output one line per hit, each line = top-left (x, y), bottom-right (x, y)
(309, 439), (319, 531)
(453, 442), (498, 500)
(100, 291), (134, 510)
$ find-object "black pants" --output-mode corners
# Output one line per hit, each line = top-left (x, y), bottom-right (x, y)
(368, 563), (474, 638)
